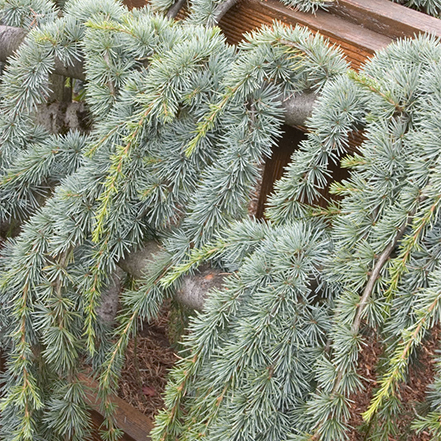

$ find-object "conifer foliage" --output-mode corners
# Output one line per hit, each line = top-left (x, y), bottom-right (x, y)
(1, 0), (441, 440)
(393, 0), (441, 16)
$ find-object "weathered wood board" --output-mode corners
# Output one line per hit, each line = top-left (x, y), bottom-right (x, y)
(80, 374), (154, 441)
(219, 0), (441, 68)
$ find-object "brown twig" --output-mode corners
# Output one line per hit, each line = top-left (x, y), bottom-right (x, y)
(210, 0), (239, 25)
(310, 214), (413, 441)
(166, 0), (187, 19)
(351, 222), (408, 333)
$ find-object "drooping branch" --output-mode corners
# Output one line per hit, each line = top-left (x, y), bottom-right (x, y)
(0, 25), (316, 127)
(0, 23), (316, 314)
(351, 221), (409, 333)
(337, 217), (410, 383)
(310, 214), (413, 441)
(0, 25), (85, 80)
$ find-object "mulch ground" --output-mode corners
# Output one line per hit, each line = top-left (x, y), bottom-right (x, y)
(118, 303), (177, 421)
(347, 327), (440, 440)
(118, 309), (440, 439)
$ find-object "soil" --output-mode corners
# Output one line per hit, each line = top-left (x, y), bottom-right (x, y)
(347, 327), (440, 441)
(118, 303), (177, 421)
(119, 309), (440, 440)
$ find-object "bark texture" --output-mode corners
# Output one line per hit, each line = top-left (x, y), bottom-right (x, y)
(96, 269), (125, 324)
(118, 241), (163, 280)
(212, 0), (239, 25)
(166, 0), (187, 19)
(176, 265), (226, 310)
(0, 25), (26, 62)
(281, 92), (316, 127)
(119, 241), (225, 311)
(33, 102), (91, 133)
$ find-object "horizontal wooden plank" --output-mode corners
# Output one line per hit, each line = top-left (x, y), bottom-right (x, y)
(90, 410), (137, 441)
(218, 0), (392, 68)
(80, 374), (154, 441)
(248, 0), (392, 52)
(330, 0), (441, 40)
(218, 0), (441, 69)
